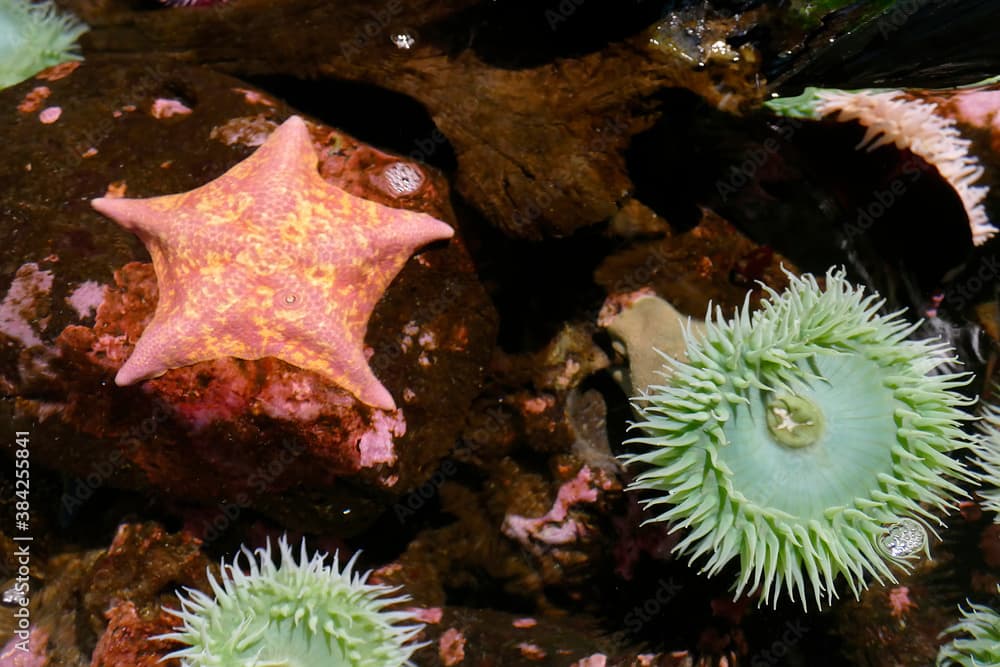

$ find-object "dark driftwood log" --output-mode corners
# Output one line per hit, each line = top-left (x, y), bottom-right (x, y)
(68, 0), (763, 238)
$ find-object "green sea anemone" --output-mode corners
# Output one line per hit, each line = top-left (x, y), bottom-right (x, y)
(623, 268), (977, 610)
(937, 590), (1000, 667)
(159, 536), (426, 666)
(973, 398), (1000, 522)
(0, 0), (87, 90)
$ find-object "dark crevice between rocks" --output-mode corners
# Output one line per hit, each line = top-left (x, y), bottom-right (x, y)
(628, 91), (972, 307)
(242, 75), (459, 173)
(473, 221), (610, 354)
(435, 0), (675, 70)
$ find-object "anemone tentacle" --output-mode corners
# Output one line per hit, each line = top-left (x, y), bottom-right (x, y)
(973, 398), (1000, 522)
(0, 0), (87, 90)
(937, 589), (1000, 667)
(623, 268), (977, 610)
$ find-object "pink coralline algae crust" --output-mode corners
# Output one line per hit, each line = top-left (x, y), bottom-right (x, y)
(38, 107), (61, 124)
(231, 88), (276, 107)
(948, 88), (1000, 151)
(57, 263), (156, 375)
(518, 642), (547, 660)
(888, 586), (916, 619)
(17, 87), (50, 114)
(0, 263), (54, 349)
(34, 61), (78, 81)
(572, 655), (608, 667)
(502, 466), (614, 550)
(56, 263), (407, 496)
(149, 98), (193, 119)
(0, 626), (48, 667)
(439, 628), (466, 666)
(90, 601), (177, 667)
(408, 607), (443, 624)
(65, 281), (105, 319)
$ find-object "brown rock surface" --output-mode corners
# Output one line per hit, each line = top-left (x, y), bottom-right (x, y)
(66, 0), (765, 239)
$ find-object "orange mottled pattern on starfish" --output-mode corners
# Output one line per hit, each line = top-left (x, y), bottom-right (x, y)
(91, 115), (454, 411)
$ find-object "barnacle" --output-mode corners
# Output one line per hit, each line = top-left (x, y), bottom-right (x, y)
(623, 268), (977, 610)
(159, 536), (426, 666)
(0, 0), (87, 90)
(766, 87), (997, 245)
(937, 590), (1000, 667)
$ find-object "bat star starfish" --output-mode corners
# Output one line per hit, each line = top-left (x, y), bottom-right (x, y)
(91, 115), (454, 411)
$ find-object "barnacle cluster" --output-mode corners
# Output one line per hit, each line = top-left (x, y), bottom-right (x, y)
(160, 536), (426, 667)
(624, 268), (977, 610)
(0, 0), (86, 90)
(937, 590), (1000, 667)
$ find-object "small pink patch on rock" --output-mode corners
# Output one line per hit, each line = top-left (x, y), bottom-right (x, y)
(888, 586), (915, 618)
(38, 106), (62, 124)
(572, 655), (608, 667)
(448, 323), (469, 350)
(35, 60), (79, 80)
(522, 395), (554, 415)
(358, 409), (405, 467)
(0, 625), (48, 667)
(150, 98), (193, 119)
(512, 617), (537, 628)
(66, 280), (106, 319)
(56, 262), (157, 373)
(0, 263), (54, 348)
(104, 181), (128, 198)
(17, 86), (50, 113)
(439, 628), (466, 666)
(518, 643), (546, 660)
(148, 358), (257, 431)
(82, 147), (98, 158)
(953, 89), (1000, 133)
(256, 372), (353, 422)
(408, 607), (443, 624)
(233, 87), (276, 106)
(502, 466), (607, 549)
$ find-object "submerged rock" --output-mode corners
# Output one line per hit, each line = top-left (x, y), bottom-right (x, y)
(0, 57), (495, 533)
